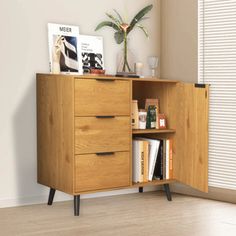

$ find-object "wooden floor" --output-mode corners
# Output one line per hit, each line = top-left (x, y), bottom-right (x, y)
(1, 191), (236, 236)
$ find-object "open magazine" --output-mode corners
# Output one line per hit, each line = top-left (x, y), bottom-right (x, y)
(48, 23), (82, 74)
(80, 35), (104, 73)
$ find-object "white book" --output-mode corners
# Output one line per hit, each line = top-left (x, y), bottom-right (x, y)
(132, 140), (140, 183)
(136, 138), (160, 181)
(166, 139), (170, 179)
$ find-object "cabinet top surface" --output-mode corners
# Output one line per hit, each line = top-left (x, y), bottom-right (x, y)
(36, 73), (179, 83)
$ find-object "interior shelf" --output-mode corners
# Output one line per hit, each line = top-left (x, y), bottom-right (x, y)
(132, 179), (175, 188)
(131, 78), (179, 83)
(132, 129), (176, 134)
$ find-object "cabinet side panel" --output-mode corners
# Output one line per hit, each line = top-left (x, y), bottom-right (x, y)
(174, 83), (209, 192)
(37, 74), (74, 194)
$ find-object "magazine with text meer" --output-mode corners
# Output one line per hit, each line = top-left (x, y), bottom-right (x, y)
(48, 23), (82, 74)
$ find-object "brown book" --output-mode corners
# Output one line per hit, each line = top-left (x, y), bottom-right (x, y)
(143, 141), (149, 182)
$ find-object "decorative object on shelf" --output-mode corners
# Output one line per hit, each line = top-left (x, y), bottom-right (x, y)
(148, 56), (159, 77)
(146, 105), (157, 129)
(158, 114), (167, 129)
(135, 62), (144, 77)
(132, 100), (139, 129)
(80, 35), (105, 74)
(48, 23), (82, 74)
(138, 109), (147, 129)
(95, 5), (153, 76)
(145, 99), (159, 128)
(90, 69), (105, 75)
(116, 40), (135, 75)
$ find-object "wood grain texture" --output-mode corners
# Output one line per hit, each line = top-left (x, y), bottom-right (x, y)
(75, 116), (130, 154)
(36, 74), (209, 197)
(132, 129), (176, 134)
(37, 73), (179, 82)
(1, 193), (236, 236)
(75, 152), (130, 192)
(74, 79), (130, 116)
(174, 83), (209, 193)
(36, 74), (74, 194)
(132, 81), (177, 129)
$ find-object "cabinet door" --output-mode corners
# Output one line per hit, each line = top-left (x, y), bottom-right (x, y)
(174, 83), (209, 192)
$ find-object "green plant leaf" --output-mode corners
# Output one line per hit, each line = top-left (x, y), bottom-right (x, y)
(113, 9), (124, 23)
(139, 17), (150, 22)
(128, 4), (153, 34)
(114, 31), (124, 44)
(136, 24), (149, 38)
(95, 21), (120, 31)
(106, 13), (121, 27)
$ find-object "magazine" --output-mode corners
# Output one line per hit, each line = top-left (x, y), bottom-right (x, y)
(80, 35), (104, 73)
(48, 23), (82, 74)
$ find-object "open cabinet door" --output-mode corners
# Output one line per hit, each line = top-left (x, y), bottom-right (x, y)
(173, 83), (209, 192)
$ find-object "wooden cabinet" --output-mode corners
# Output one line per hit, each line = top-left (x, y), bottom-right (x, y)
(36, 74), (209, 216)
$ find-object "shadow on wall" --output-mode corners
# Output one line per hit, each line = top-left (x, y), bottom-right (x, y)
(13, 77), (47, 204)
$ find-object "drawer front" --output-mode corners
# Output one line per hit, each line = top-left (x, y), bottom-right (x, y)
(74, 79), (130, 116)
(75, 152), (130, 192)
(75, 116), (130, 154)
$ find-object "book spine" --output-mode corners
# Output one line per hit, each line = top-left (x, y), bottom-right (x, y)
(166, 140), (170, 179)
(169, 139), (173, 179)
(132, 141), (137, 183)
(140, 141), (144, 183)
(160, 141), (163, 180)
(143, 141), (149, 182)
(163, 140), (166, 180)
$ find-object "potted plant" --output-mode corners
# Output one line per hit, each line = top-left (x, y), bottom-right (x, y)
(95, 4), (153, 75)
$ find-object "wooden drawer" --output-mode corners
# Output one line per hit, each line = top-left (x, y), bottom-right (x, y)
(74, 79), (130, 116)
(75, 116), (130, 154)
(75, 152), (130, 192)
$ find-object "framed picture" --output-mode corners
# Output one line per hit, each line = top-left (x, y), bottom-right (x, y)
(158, 114), (167, 129)
(80, 35), (104, 73)
(48, 23), (82, 74)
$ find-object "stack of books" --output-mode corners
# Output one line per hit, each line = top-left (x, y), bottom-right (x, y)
(132, 138), (173, 183)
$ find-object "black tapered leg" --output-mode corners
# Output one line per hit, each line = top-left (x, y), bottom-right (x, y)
(74, 195), (80, 216)
(164, 184), (172, 201)
(48, 188), (56, 205)
(139, 187), (143, 193)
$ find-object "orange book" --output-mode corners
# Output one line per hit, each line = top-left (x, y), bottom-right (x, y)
(139, 141), (144, 183)
(169, 139), (173, 179)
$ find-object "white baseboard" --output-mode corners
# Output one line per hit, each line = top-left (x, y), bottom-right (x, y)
(0, 186), (161, 208)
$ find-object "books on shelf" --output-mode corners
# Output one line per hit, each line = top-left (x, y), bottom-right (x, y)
(132, 138), (173, 183)
(132, 140), (149, 183)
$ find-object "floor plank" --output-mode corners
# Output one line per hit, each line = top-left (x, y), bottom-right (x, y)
(0, 192), (236, 236)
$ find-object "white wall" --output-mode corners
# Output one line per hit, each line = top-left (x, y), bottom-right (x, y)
(0, 0), (160, 207)
(160, 0), (198, 83)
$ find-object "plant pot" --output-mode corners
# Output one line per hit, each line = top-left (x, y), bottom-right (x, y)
(116, 38), (135, 75)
